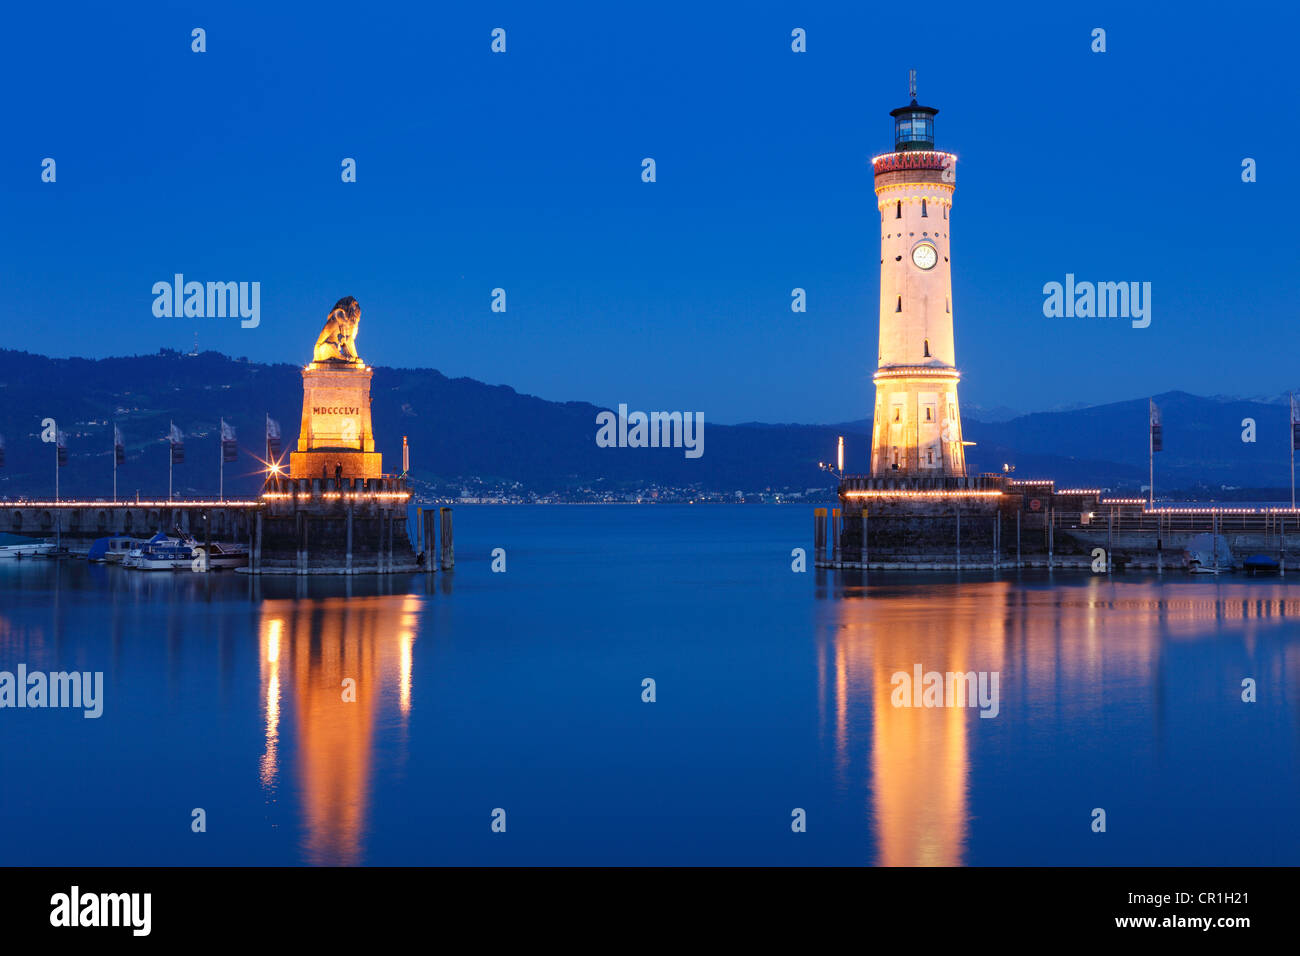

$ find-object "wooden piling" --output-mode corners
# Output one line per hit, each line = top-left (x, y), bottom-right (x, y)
(440, 507), (454, 570)
(1107, 508), (1114, 573)
(253, 510), (263, 574)
(994, 512), (1000, 570)
(814, 508), (827, 560)
(346, 501), (354, 574)
(861, 512), (868, 570)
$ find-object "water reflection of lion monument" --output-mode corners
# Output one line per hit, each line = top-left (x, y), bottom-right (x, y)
(312, 296), (363, 363)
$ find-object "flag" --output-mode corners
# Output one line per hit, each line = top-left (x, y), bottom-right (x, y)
(221, 418), (237, 463)
(57, 429), (68, 467)
(1149, 399), (1162, 453)
(0, 434), (5, 468)
(1291, 393), (1300, 449)
(114, 425), (125, 465)
(266, 416), (282, 458)
(170, 423), (185, 464)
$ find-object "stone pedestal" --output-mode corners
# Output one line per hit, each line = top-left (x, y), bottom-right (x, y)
(290, 361), (383, 479)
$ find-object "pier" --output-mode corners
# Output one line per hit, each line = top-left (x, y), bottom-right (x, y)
(817, 476), (1300, 571)
(2, 499), (259, 541)
(1, 479), (454, 575)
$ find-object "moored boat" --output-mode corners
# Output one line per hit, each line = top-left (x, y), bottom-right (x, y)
(88, 535), (144, 564)
(0, 540), (56, 559)
(193, 541), (250, 570)
(1242, 554), (1281, 575)
(124, 532), (250, 571)
(1183, 533), (1235, 573)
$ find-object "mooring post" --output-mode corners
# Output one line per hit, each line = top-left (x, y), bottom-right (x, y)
(440, 507), (454, 571)
(1107, 508), (1114, 573)
(1213, 510), (1219, 574)
(387, 512), (394, 570)
(861, 511), (868, 570)
(956, 508), (961, 570)
(416, 507), (424, 564)
(424, 507), (435, 572)
(814, 508), (826, 561)
(1048, 508), (1054, 570)
(1281, 514), (1286, 576)
(1016, 509), (1021, 569)
(346, 499), (354, 574)
(254, 510), (263, 575)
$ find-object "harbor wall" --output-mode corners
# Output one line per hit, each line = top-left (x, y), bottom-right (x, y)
(819, 474), (1300, 570)
(254, 475), (418, 574)
(1, 503), (255, 541)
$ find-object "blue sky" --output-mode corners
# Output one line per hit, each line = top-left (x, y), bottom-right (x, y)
(3, 1), (1294, 423)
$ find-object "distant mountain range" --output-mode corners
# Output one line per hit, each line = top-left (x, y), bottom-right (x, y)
(0, 348), (1292, 499)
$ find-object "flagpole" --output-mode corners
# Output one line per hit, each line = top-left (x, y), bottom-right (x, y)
(113, 424), (117, 503)
(169, 420), (174, 503)
(54, 429), (59, 504)
(1291, 392), (1295, 511)
(219, 417), (224, 502)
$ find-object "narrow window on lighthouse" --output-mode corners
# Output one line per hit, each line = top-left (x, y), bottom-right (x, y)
(896, 295), (902, 312)
(946, 298), (950, 314)
(921, 199), (928, 217)
(923, 339), (931, 358)
(925, 407), (932, 421)
(895, 201), (901, 219)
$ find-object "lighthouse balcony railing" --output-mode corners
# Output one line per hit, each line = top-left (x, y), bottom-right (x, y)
(837, 474), (1003, 493)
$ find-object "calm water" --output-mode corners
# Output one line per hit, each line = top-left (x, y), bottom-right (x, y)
(1, 505), (1297, 866)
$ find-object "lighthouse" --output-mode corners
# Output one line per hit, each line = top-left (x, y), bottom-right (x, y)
(869, 72), (966, 477)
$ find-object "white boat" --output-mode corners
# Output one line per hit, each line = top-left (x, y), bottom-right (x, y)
(0, 541), (55, 559)
(126, 533), (193, 571)
(193, 541), (249, 570)
(1183, 533), (1235, 573)
(126, 533), (249, 571)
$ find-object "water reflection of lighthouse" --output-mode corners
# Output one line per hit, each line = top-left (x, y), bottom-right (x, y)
(258, 595), (421, 865)
(820, 577), (1238, 865)
(823, 581), (1012, 866)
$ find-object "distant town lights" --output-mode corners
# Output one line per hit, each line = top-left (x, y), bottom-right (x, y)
(842, 490), (1002, 499)
(11, 500), (262, 508)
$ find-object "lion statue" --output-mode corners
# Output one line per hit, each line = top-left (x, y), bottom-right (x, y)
(312, 296), (362, 363)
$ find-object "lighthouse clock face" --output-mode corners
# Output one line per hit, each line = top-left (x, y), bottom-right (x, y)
(912, 242), (938, 270)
